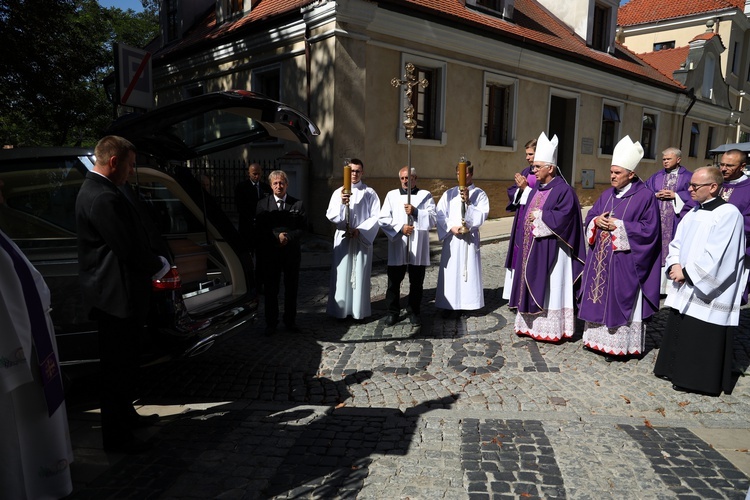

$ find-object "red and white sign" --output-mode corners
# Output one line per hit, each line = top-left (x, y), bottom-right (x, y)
(116, 43), (153, 109)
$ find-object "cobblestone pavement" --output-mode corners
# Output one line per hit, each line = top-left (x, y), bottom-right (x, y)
(66, 238), (750, 499)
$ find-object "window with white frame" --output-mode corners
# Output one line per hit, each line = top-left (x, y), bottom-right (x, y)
(397, 55), (446, 144)
(653, 41), (675, 51)
(466, 0), (515, 18)
(689, 123), (700, 157)
(252, 65), (281, 102)
(482, 73), (517, 149)
(600, 102), (622, 155)
(640, 112), (657, 160)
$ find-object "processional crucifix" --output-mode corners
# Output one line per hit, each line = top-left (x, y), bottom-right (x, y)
(391, 63), (428, 265)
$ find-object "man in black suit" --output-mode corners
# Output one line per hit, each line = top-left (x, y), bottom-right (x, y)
(236, 162), (272, 243)
(254, 170), (306, 335)
(75, 136), (170, 453)
(236, 162), (272, 291)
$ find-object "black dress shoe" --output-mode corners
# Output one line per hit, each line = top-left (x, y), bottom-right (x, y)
(286, 324), (301, 333)
(103, 436), (153, 454)
(441, 309), (460, 319)
(129, 413), (159, 429)
(672, 384), (689, 392)
(386, 314), (399, 326)
(409, 314), (421, 325)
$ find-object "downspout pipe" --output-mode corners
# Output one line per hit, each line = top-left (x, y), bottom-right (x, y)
(679, 88), (697, 151)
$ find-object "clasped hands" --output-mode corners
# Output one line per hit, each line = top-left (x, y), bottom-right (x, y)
(595, 212), (617, 232)
(655, 189), (675, 201)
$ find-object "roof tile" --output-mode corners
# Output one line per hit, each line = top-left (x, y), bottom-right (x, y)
(637, 46), (690, 81)
(152, 0), (682, 89)
(618, 0), (744, 26)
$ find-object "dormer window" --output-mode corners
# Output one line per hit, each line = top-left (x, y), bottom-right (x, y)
(591, 3), (610, 51)
(466, 0), (515, 20)
(217, 0), (246, 23)
(165, 0), (179, 43)
(227, 0), (243, 16)
(589, 0), (617, 54)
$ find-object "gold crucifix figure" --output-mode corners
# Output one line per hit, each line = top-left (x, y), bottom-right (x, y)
(391, 63), (428, 141)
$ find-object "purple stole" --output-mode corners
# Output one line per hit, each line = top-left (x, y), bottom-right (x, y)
(0, 234), (64, 416)
(655, 171), (679, 265)
(518, 189), (551, 305)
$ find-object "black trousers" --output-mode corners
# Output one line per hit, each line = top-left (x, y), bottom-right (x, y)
(385, 265), (426, 315)
(262, 251), (301, 327)
(96, 311), (142, 442)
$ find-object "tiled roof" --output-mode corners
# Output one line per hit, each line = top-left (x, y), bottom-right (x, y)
(618, 0), (744, 27)
(637, 46), (690, 81)
(691, 31), (723, 46)
(151, 0), (682, 90)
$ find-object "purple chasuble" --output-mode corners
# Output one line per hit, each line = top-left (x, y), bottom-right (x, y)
(721, 175), (750, 257)
(578, 180), (662, 328)
(644, 166), (693, 266)
(508, 176), (585, 314)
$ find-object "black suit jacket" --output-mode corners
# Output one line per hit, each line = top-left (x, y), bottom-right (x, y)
(254, 194), (306, 260)
(235, 179), (272, 249)
(76, 172), (163, 320)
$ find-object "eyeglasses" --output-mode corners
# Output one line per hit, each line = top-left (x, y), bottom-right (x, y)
(687, 182), (713, 190)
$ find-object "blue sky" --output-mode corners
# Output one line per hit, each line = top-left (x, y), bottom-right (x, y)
(99, 0), (144, 12)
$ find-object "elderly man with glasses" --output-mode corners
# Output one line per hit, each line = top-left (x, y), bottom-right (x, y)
(654, 166), (746, 396)
(506, 131), (586, 343)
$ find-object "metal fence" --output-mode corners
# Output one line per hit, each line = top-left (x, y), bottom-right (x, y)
(188, 157), (278, 220)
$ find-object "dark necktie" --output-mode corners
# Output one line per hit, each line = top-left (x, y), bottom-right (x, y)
(278, 199), (284, 211)
(255, 183), (260, 198)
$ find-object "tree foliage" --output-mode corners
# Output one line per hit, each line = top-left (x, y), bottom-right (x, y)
(0, 0), (159, 147)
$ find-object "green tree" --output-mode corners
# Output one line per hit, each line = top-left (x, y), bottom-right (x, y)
(0, 0), (158, 147)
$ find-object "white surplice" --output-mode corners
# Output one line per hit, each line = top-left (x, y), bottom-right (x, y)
(435, 185), (490, 310)
(0, 232), (73, 500)
(664, 201), (746, 326)
(378, 188), (436, 266)
(326, 181), (381, 319)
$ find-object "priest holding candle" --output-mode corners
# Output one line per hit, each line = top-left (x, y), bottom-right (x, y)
(435, 157), (490, 318)
(326, 158), (381, 321)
